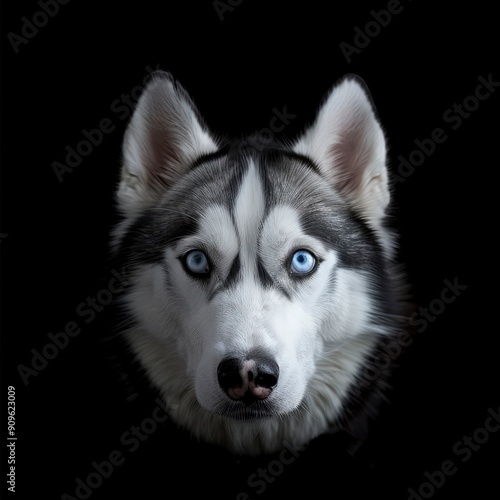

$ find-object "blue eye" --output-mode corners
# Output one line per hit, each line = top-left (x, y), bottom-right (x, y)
(290, 250), (316, 275)
(184, 250), (210, 275)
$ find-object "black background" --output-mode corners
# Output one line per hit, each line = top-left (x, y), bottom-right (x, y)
(1, 1), (498, 499)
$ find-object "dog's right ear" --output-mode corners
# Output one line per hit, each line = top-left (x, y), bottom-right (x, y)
(117, 71), (218, 215)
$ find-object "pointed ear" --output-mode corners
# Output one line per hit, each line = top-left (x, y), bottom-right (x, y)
(293, 76), (389, 228)
(117, 71), (218, 214)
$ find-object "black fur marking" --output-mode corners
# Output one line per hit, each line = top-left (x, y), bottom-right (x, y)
(260, 147), (322, 177)
(188, 143), (231, 171)
(224, 254), (241, 289)
(256, 258), (274, 289)
(299, 206), (385, 273)
(118, 210), (198, 266)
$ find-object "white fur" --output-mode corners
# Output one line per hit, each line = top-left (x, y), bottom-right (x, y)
(121, 158), (390, 454)
(115, 72), (401, 455)
(233, 159), (266, 265)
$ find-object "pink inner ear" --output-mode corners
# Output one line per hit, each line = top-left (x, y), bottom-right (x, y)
(328, 120), (374, 195)
(141, 119), (184, 191)
(151, 126), (181, 167)
(152, 125), (180, 170)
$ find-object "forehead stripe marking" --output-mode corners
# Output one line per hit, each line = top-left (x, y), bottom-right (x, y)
(233, 160), (266, 266)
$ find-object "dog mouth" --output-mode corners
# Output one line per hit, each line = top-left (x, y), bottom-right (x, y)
(214, 399), (276, 421)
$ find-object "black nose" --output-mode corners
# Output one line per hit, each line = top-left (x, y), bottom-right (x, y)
(217, 354), (279, 404)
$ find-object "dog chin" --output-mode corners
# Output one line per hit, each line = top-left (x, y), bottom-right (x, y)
(212, 399), (279, 421)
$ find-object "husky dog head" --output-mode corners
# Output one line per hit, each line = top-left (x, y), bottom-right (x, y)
(111, 71), (405, 455)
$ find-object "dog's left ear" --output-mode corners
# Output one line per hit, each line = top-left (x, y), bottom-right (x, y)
(293, 76), (389, 228)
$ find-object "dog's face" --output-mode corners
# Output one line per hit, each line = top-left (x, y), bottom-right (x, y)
(112, 72), (398, 454)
